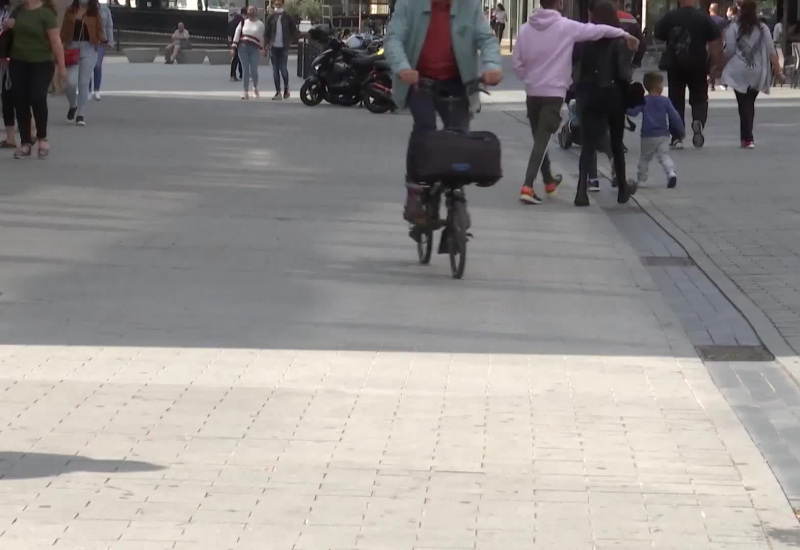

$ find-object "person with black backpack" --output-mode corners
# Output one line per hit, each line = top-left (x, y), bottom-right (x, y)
(573, 0), (635, 207)
(655, 0), (723, 149)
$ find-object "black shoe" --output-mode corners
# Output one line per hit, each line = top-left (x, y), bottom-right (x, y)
(691, 120), (705, 148)
(588, 179), (600, 193)
(668, 174), (677, 189)
(76, 115), (85, 127)
(272, 92), (282, 101)
(670, 138), (684, 150)
(67, 107), (77, 121)
(574, 181), (590, 207)
(283, 88), (290, 99)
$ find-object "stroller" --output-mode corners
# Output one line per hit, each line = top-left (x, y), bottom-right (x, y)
(557, 92), (637, 151)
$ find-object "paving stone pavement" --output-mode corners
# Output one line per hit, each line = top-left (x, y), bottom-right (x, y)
(0, 62), (799, 549)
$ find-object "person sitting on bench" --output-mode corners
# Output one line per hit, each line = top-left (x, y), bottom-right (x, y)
(165, 22), (190, 64)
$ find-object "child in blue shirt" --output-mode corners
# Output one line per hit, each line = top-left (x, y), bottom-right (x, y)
(627, 72), (685, 188)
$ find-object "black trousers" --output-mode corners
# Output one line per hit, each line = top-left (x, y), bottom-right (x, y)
(10, 60), (54, 144)
(734, 88), (759, 142)
(495, 23), (505, 42)
(1, 77), (14, 128)
(667, 66), (709, 127)
(230, 45), (242, 79)
(578, 86), (627, 189)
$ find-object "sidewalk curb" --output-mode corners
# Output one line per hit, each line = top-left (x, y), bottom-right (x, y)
(632, 192), (800, 384)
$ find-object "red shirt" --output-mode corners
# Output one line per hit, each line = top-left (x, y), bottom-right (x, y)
(416, 0), (458, 81)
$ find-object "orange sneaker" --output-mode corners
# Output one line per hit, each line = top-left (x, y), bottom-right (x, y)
(519, 185), (542, 205)
(544, 175), (563, 195)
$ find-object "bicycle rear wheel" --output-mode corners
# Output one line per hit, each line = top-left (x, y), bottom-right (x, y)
(417, 229), (433, 264)
(447, 202), (468, 279)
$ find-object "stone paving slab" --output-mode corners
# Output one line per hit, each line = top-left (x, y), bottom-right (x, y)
(0, 64), (798, 548)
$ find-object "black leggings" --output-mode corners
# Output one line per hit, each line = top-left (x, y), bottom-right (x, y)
(1, 74), (14, 128)
(578, 85), (627, 189)
(10, 59), (54, 145)
(734, 88), (758, 142)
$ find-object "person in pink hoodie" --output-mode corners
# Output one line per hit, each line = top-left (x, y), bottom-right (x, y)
(513, 0), (639, 205)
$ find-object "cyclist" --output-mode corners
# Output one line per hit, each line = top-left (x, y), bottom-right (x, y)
(385, 0), (502, 227)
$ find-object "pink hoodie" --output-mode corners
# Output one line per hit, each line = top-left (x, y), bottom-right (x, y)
(512, 9), (630, 98)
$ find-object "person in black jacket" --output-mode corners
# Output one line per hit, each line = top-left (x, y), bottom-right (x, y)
(574, 0), (634, 207)
(228, 7), (245, 81)
(265, 0), (298, 100)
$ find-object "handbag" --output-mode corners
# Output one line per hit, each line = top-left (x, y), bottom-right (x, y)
(64, 15), (86, 67)
(407, 130), (502, 187)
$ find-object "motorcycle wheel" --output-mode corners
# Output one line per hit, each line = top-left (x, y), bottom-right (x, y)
(300, 80), (324, 106)
(363, 93), (392, 114)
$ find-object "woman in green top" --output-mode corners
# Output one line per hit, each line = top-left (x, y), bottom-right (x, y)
(2, 0), (66, 158)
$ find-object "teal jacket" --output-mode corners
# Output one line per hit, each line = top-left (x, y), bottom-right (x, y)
(385, 0), (502, 110)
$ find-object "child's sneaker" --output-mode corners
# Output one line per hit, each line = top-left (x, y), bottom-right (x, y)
(667, 173), (677, 189)
(588, 179), (600, 192)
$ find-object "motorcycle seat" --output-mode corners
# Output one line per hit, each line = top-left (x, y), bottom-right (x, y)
(374, 60), (391, 71)
(351, 54), (384, 67)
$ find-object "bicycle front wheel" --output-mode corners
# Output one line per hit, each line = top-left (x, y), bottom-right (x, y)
(447, 202), (468, 279)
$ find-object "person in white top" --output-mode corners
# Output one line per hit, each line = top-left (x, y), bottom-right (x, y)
(165, 22), (190, 64)
(231, 5), (265, 99)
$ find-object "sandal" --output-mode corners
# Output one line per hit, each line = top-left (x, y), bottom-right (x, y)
(13, 145), (32, 159)
(37, 139), (50, 159)
(0, 140), (16, 149)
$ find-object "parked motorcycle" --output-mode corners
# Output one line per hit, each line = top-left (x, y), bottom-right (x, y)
(300, 26), (391, 110)
(362, 60), (394, 114)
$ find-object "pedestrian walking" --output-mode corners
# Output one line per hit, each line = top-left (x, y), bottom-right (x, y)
(228, 7), (244, 81)
(265, 0), (297, 100)
(61, 0), (105, 127)
(3, 0), (65, 158)
(494, 3), (506, 42)
(721, 0), (784, 148)
(708, 3), (728, 90)
(573, 0), (635, 207)
(0, 0), (17, 149)
(655, 0), (723, 149)
(90, 1), (112, 100)
(627, 72), (684, 188)
(512, 0), (639, 205)
(231, 5), (265, 100)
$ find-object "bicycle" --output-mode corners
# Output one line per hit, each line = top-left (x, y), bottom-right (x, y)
(409, 78), (492, 280)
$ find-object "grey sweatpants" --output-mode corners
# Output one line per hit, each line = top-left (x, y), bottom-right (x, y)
(637, 136), (675, 183)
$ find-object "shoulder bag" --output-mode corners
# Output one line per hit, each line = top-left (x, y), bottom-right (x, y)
(64, 14), (85, 67)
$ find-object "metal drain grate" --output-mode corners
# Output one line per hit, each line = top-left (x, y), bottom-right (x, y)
(641, 256), (696, 267)
(695, 345), (774, 362)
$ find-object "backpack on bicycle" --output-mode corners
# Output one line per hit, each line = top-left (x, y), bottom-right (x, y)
(407, 130), (502, 188)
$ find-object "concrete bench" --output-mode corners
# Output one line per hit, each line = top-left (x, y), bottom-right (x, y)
(206, 49), (231, 65)
(176, 49), (208, 64)
(125, 48), (159, 63)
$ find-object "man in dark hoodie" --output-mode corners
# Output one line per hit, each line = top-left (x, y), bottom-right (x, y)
(614, 0), (645, 67)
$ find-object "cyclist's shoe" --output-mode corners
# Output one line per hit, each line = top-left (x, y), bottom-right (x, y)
(544, 175), (563, 195)
(403, 186), (426, 225)
(519, 185), (543, 205)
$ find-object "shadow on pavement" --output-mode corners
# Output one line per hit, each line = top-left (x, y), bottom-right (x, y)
(0, 452), (164, 480)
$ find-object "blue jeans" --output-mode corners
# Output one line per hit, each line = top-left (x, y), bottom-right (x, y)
(91, 45), (105, 92)
(238, 43), (260, 93)
(66, 41), (98, 117)
(270, 46), (289, 92)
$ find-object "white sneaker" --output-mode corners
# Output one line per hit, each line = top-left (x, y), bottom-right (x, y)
(92, 91), (101, 101)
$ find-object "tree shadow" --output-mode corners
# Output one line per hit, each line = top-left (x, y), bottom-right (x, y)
(0, 452), (164, 480)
